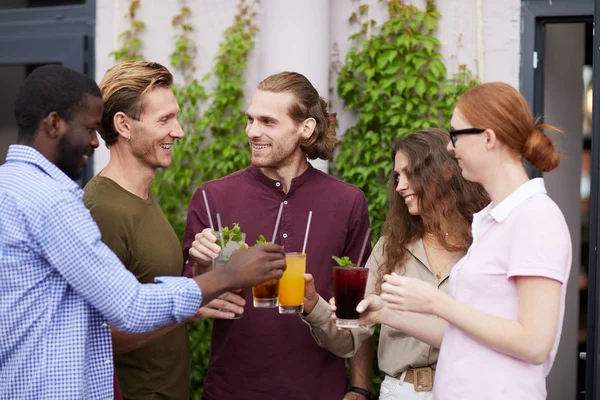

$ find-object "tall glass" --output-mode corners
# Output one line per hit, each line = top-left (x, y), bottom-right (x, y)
(212, 231), (246, 319)
(332, 266), (369, 328)
(278, 252), (306, 314)
(252, 278), (279, 308)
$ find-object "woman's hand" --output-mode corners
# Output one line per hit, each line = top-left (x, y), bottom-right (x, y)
(380, 273), (442, 315)
(356, 294), (386, 325)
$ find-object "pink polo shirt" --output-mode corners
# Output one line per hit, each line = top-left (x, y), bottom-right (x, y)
(434, 178), (571, 399)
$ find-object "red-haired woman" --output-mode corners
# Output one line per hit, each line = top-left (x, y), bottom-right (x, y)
(361, 82), (572, 400)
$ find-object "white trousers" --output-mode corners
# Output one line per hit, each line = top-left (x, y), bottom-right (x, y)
(379, 374), (435, 400)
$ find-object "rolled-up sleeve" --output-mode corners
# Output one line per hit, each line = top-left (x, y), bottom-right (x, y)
(39, 195), (203, 333)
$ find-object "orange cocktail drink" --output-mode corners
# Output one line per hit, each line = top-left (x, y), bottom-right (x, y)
(278, 253), (306, 314)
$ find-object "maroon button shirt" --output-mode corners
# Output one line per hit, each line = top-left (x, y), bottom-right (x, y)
(183, 165), (371, 400)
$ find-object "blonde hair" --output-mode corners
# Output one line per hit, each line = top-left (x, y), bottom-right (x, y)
(456, 82), (561, 172)
(98, 60), (173, 146)
(258, 71), (338, 160)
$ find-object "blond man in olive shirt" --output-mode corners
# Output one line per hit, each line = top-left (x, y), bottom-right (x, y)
(85, 61), (247, 399)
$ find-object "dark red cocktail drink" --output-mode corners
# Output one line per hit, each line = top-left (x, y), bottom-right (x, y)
(332, 266), (369, 328)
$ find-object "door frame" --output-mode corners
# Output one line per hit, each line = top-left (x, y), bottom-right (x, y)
(0, 1), (96, 185)
(521, 1), (597, 399)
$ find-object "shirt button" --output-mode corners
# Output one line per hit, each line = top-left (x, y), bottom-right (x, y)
(105, 359), (111, 364)
(276, 182), (281, 187)
(282, 233), (288, 238)
(101, 323), (108, 328)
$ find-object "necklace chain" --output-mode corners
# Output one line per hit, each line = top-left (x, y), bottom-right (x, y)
(423, 240), (458, 280)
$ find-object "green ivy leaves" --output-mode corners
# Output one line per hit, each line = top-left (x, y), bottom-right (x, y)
(110, 0), (145, 61)
(152, 0), (257, 242)
(335, 0), (477, 243)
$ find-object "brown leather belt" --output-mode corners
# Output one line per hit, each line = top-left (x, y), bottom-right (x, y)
(404, 367), (435, 392)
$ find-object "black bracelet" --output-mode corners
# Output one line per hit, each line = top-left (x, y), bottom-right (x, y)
(349, 386), (372, 399)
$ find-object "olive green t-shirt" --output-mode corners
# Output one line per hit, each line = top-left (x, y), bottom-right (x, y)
(83, 176), (190, 400)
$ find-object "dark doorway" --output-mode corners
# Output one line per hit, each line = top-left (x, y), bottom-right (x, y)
(0, 0), (96, 185)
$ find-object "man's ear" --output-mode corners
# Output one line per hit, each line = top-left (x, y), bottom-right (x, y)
(113, 111), (133, 141)
(40, 111), (65, 140)
(300, 117), (316, 140)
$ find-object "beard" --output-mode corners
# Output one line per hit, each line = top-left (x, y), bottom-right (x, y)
(130, 138), (170, 170)
(55, 129), (90, 180)
(250, 131), (302, 169)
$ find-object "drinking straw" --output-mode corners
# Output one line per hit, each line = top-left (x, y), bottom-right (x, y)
(356, 228), (371, 268)
(216, 213), (226, 249)
(271, 202), (284, 244)
(301, 211), (313, 254)
(202, 190), (215, 231)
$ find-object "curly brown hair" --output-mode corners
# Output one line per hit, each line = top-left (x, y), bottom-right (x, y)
(376, 128), (489, 291)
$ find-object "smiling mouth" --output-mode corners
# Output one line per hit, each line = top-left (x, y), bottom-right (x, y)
(251, 144), (271, 150)
(403, 194), (416, 203)
(160, 144), (172, 150)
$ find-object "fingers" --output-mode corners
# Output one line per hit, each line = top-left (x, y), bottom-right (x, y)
(204, 297), (245, 315)
(191, 231), (221, 261)
(356, 294), (380, 313)
(304, 273), (315, 287)
(219, 291), (246, 307)
(257, 244), (286, 256)
(328, 297), (337, 312)
(382, 273), (405, 286)
(264, 257), (287, 279)
(385, 302), (407, 311)
(196, 307), (235, 320)
(304, 274), (316, 297)
(380, 292), (404, 308)
(202, 227), (217, 241)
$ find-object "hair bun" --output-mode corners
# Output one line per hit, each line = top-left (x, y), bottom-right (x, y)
(523, 127), (560, 172)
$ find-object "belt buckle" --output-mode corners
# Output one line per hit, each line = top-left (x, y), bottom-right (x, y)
(413, 367), (434, 392)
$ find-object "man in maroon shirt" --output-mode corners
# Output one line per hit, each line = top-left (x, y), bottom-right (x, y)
(184, 71), (372, 400)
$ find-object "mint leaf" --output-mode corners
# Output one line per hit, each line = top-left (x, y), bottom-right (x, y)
(256, 234), (273, 245)
(332, 255), (355, 267)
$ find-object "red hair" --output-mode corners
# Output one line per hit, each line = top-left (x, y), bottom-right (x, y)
(457, 82), (561, 172)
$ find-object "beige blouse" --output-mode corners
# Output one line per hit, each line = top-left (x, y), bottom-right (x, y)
(302, 237), (462, 377)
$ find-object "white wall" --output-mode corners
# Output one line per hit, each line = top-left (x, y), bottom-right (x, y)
(94, 0), (521, 175)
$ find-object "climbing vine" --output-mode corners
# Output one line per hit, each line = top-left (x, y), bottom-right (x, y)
(152, 0), (209, 242)
(110, 1), (259, 397)
(335, 0), (477, 243)
(111, 0), (145, 61)
(109, 0), (473, 396)
(152, 0), (259, 242)
(152, 1), (260, 397)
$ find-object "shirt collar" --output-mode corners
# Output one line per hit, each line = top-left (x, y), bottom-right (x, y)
(488, 178), (547, 223)
(407, 238), (462, 282)
(248, 163), (316, 194)
(407, 238), (429, 269)
(5, 144), (82, 194)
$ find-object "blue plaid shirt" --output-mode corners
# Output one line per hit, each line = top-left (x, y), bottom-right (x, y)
(0, 145), (203, 399)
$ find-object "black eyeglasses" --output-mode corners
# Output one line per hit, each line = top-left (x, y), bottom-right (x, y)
(448, 127), (485, 146)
